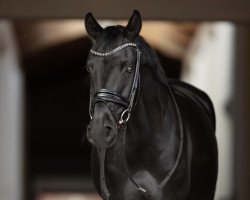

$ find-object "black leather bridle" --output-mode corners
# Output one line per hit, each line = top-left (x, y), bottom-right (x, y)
(88, 43), (184, 200)
(89, 43), (141, 125)
(88, 43), (143, 199)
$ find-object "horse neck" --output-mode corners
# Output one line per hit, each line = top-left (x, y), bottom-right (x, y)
(128, 64), (177, 145)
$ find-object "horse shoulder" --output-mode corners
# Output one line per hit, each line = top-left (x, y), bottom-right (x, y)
(167, 79), (216, 132)
(166, 80), (218, 199)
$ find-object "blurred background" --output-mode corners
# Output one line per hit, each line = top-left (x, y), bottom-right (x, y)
(0, 1), (250, 200)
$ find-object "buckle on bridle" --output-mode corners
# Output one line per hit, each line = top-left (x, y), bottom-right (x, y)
(137, 186), (147, 193)
(119, 109), (131, 125)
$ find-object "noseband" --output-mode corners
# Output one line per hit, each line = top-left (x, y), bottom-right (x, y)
(89, 43), (141, 125)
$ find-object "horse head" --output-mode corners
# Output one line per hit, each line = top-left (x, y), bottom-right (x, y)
(85, 10), (142, 149)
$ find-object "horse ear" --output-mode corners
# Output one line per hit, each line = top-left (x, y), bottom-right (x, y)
(125, 10), (142, 40)
(85, 12), (103, 40)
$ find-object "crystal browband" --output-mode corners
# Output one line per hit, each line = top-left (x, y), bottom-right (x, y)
(90, 43), (137, 57)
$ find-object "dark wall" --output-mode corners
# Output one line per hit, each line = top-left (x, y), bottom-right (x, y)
(1, 0), (250, 21)
(233, 25), (250, 200)
(24, 37), (92, 185)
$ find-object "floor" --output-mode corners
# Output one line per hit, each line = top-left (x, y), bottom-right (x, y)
(37, 192), (102, 200)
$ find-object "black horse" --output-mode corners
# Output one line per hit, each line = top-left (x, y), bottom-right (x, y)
(85, 10), (218, 200)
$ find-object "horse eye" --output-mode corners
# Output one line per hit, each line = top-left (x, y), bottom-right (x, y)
(126, 66), (133, 73)
(85, 67), (90, 73)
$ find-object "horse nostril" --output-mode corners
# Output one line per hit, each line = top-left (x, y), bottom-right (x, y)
(87, 125), (94, 144)
(104, 125), (115, 143)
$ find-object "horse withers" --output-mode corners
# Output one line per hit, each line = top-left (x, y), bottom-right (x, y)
(84, 10), (218, 200)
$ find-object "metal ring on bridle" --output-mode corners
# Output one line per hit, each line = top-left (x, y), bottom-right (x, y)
(119, 109), (131, 125)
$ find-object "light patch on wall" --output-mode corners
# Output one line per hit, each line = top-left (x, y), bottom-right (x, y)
(37, 192), (101, 200)
(15, 20), (197, 59)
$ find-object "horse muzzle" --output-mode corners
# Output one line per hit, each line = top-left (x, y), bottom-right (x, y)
(87, 103), (118, 149)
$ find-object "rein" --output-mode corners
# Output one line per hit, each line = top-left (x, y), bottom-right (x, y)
(88, 43), (183, 200)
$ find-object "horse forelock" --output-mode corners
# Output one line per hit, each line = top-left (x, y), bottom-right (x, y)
(94, 26), (127, 52)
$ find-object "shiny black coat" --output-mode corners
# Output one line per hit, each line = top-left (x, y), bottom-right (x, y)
(85, 10), (218, 200)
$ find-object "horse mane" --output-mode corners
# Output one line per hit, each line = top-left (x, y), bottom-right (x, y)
(93, 25), (169, 86)
(135, 36), (169, 85)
